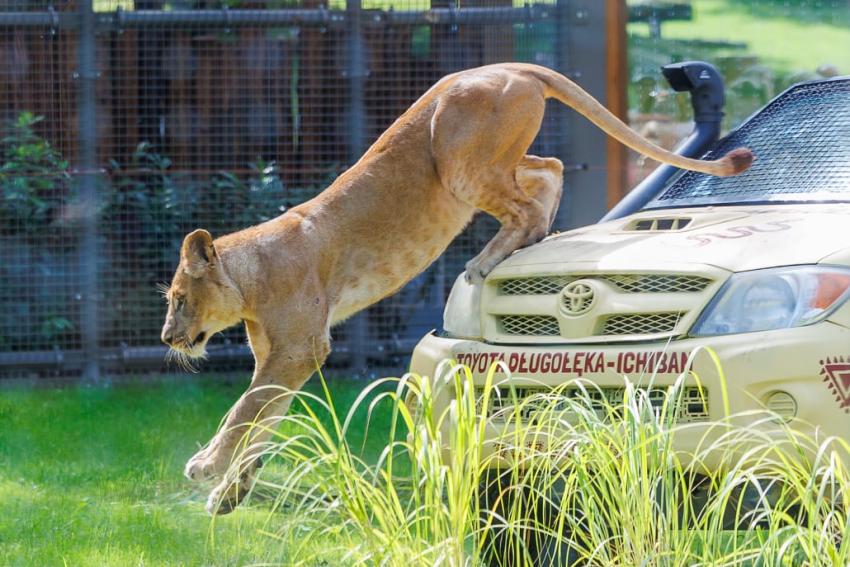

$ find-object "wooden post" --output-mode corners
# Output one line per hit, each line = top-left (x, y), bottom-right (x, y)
(605, 0), (629, 210)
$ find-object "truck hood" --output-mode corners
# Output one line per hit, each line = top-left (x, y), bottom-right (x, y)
(494, 204), (850, 274)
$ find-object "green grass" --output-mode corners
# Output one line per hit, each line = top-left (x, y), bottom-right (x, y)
(629, 0), (850, 75)
(626, 0), (850, 130)
(0, 375), (391, 566)
(2, 363), (848, 565)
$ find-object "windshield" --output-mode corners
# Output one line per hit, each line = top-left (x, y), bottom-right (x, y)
(645, 78), (850, 209)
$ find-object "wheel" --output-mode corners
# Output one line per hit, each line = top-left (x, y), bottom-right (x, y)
(477, 469), (581, 567)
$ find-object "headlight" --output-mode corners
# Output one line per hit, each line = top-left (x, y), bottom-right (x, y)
(691, 266), (850, 337)
(442, 273), (482, 339)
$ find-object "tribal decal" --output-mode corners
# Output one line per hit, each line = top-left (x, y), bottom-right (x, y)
(686, 220), (802, 247)
(820, 356), (850, 414)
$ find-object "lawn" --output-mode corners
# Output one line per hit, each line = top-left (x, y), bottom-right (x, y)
(2, 368), (847, 566)
(629, 0), (850, 75)
(0, 375), (391, 567)
(625, 0), (850, 133)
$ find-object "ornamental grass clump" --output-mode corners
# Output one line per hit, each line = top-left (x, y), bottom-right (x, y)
(228, 356), (849, 566)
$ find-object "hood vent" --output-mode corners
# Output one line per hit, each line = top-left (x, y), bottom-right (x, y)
(627, 217), (692, 232)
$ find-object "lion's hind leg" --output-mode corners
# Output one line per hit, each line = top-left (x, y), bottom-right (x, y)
(460, 155), (563, 283)
(431, 73), (558, 283)
(458, 167), (551, 283)
(516, 155), (564, 231)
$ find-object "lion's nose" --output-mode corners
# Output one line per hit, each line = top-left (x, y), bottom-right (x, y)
(161, 326), (175, 346)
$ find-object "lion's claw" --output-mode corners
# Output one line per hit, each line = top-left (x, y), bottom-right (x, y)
(464, 262), (487, 285)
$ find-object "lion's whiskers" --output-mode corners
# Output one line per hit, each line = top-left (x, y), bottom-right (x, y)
(156, 282), (171, 300)
(163, 334), (205, 373)
(178, 351), (199, 373)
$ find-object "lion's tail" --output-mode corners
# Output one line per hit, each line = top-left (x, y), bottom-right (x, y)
(522, 64), (753, 177)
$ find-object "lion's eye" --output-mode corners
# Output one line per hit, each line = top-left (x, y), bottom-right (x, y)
(175, 297), (186, 311)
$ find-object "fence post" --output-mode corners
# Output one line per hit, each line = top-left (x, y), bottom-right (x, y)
(553, 0), (612, 229)
(553, 0), (572, 232)
(76, 0), (101, 383)
(346, 0), (369, 373)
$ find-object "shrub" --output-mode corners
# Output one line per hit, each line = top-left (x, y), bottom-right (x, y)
(0, 112), (71, 237)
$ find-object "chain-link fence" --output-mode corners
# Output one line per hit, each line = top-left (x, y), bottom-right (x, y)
(4, 0), (846, 381)
(0, 0), (590, 380)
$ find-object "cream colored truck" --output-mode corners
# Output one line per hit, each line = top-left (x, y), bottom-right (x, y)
(408, 64), (850, 466)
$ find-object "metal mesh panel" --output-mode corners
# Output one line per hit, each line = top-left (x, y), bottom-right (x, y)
(499, 276), (572, 296)
(603, 274), (711, 294)
(499, 274), (711, 295)
(650, 79), (850, 208)
(478, 385), (709, 423)
(0, 13), (80, 362)
(498, 315), (560, 337)
(0, 0), (566, 379)
(601, 312), (683, 336)
(625, 0), (850, 192)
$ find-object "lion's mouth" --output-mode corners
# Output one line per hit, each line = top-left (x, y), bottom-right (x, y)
(165, 331), (209, 371)
(167, 330), (209, 360)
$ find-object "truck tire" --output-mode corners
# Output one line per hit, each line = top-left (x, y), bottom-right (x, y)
(477, 469), (581, 567)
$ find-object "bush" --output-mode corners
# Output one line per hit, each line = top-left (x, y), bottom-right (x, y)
(0, 112), (71, 237)
(0, 115), (327, 352)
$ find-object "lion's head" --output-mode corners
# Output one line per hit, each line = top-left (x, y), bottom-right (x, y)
(161, 229), (243, 362)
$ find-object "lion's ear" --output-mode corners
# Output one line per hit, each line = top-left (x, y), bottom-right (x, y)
(181, 229), (217, 278)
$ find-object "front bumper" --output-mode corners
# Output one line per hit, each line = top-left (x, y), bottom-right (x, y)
(409, 322), (850, 469)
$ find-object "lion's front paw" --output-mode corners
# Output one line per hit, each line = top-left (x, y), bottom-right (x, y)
(184, 446), (229, 483)
(464, 259), (490, 285)
(204, 463), (258, 515)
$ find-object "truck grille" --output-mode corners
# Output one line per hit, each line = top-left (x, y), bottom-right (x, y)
(602, 312), (683, 335)
(499, 315), (560, 337)
(499, 274), (711, 296)
(479, 386), (709, 423)
(604, 275), (710, 293)
(500, 276), (571, 296)
(486, 270), (717, 343)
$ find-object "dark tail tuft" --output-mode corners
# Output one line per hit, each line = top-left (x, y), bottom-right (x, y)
(722, 148), (755, 175)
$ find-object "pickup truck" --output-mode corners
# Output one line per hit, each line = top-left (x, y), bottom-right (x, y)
(409, 61), (850, 471)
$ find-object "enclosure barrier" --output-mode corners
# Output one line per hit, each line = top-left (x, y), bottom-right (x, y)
(0, 6), (561, 28)
(0, 0), (635, 380)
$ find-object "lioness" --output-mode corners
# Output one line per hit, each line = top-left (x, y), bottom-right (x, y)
(161, 63), (752, 514)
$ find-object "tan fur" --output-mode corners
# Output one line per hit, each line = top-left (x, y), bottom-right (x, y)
(160, 63), (752, 514)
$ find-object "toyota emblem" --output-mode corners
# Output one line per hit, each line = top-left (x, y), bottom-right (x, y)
(561, 280), (596, 316)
